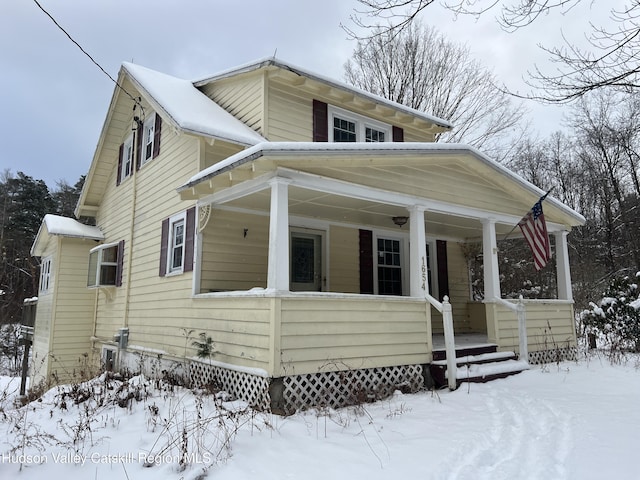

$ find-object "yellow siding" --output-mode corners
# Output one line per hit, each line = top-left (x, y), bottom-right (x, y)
(447, 242), (471, 331)
(31, 237), (97, 387)
(266, 78), (437, 143)
(267, 83), (313, 141)
(328, 225), (359, 293)
(127, 296), (273, 371)
(200, 74), (265, 136)
(91, 93), (202, 356)
(47, 239), (97, 383)
(279, 296), (431, 375)
(487, 300), (576, 354)
(31, 238), (57, 387)
(430, 241), (471, 334)
(200, 209), (269, 292)
(203, 140), (244, 170)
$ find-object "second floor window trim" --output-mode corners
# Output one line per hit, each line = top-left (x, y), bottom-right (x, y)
(121, 133), (134, 181)
(328, 105), (391, 143)
(142, 113), (156, 166)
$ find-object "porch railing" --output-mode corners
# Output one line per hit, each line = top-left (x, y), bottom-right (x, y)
(426, 293), (457, 390)
(493, 296), (528, 363)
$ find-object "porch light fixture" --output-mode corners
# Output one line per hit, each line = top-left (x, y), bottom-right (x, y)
(392, 216), (408, 227)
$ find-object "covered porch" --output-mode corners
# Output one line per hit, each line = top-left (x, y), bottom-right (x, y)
(179, 143), (583, 380)
(180, 144), (581, 377)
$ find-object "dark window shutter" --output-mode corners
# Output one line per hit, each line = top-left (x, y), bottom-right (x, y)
(116, 240), (125, 287)
(153, 114), (162, 158)
(159, 218), (169, 277)
(116, 143), (124, 186)
(135, 124), (143, 171)
(436, 240), (449, 301)
(184, 206), (196, 273)
(312, 99), (328, 142)
(359, 229), (374, 294)
(392, 126), (404, 142)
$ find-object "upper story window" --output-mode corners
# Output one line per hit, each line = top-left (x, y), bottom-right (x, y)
(116, 112), (162, 186)
(142, 114), (156, 165)
(329, 106), (391, 143)
(39, 256), (52, 294)
(120, 133), (134, 181)
(88, 241), (124, 288)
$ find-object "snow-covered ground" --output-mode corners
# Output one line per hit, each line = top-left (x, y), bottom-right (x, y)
(1, 353), (638, 480)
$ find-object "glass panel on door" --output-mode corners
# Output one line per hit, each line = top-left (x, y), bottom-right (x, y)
(290, 231), (323, 291)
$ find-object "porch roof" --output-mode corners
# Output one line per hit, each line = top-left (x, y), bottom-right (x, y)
(178, 142), (585, 233)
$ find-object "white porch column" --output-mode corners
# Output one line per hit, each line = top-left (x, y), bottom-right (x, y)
(267, 178), (290, 292)
(482, 218), (501, 300)
(409, 206), (428, 297)
(554, 230), (573, 301)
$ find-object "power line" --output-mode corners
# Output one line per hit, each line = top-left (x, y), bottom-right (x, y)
(31, 0), (143, 111)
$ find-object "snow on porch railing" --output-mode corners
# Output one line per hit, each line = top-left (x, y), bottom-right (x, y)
(494, 296), (529, 364)
(426, 293), (457, 390)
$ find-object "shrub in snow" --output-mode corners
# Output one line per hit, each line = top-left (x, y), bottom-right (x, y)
(580, 272), (640, 352)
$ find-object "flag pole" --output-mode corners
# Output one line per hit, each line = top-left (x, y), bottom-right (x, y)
(502, 187), (555, 242)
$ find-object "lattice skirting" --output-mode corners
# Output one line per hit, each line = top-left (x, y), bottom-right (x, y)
(282, 364), (424, 414)
(188, 361), (271, 411)
(528, 346), (578, 365)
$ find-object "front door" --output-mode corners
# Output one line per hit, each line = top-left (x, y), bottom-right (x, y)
(290, 230), (323, 291)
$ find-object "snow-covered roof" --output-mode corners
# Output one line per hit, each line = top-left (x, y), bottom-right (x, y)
(122, 62), (266, 146)
(194, 57), (453, 130)
(178, 141), (586, 226)
(31, 215), (104, 256)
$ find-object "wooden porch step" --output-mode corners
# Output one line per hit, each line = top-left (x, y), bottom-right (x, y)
(432, 343), (498, 361)
(448, 360), (530, 384)
(429, 346), (528, 388)
(431, 351), (517, 367)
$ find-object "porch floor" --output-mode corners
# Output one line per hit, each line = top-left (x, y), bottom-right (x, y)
(432, 333), (492, 350)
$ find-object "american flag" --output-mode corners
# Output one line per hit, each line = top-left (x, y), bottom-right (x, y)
(518, 199), (551, 271)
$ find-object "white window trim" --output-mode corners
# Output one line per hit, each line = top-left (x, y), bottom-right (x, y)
(121, 133), (134, 181)
(88, 241), (119, 288)
(39, 256), (52, 294)
(166, 211), (187, 276)
(141, 113), (156, 166)
(373, 232), (408, 296)
(328, 105), (391, 143)
(425, 240), (439, 299)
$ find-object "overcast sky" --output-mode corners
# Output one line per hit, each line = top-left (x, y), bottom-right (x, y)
(0, 0), (623, 189)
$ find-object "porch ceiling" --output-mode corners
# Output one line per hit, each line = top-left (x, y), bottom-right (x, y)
(224, 187), (510, 239)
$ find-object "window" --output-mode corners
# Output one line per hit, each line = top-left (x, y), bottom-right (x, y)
(88, 241), (124, 287)
(120, 133), (134, 181)
(160, 207), (195, 277)
(365, 126), (385, 143)
(333, 117), (357, 142)
(168, 213), (186, 273)
(142, 114), (156, 165)
(377, 238), (403, 295)
(39, 256), (52, 294)
(329, 106), (391, 143)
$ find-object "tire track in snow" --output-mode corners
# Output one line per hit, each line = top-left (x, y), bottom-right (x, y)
(440, 387), (573, 480)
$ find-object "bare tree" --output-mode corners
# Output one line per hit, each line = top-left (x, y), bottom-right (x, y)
(344, 23), (525, 158)
(347, 1), (640, 102)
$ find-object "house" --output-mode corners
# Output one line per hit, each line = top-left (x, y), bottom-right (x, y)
(30, 58), (585, 412)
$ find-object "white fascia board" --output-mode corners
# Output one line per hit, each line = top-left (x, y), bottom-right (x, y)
(195, 171), (275, 207)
